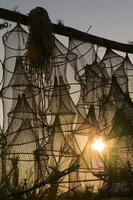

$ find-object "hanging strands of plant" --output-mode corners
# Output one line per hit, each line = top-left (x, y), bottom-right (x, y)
(27, 7), (54, 72)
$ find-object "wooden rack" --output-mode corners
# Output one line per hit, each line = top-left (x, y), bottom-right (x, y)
(0, 7), (133, 53)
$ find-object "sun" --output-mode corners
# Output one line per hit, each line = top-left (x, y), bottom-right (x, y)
(91, 137), (106, 152)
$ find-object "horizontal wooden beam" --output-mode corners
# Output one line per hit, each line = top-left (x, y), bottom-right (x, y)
(0, 7), (133, 53)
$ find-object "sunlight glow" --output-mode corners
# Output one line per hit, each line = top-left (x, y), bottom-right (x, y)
(91, 137), (106, 152)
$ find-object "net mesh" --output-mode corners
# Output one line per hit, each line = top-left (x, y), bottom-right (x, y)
(0, 21), (133, 197)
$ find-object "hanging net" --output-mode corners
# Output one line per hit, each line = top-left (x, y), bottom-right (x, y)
(0, 7), (133, 199)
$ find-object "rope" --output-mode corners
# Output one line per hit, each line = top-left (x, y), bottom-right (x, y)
(27, 7), (54, 65)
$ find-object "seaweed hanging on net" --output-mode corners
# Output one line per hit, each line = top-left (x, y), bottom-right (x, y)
(26, 7), (54, 77)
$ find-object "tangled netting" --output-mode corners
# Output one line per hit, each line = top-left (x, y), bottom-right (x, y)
(0, 21), (133, 197)
(27, 7), (54, 66)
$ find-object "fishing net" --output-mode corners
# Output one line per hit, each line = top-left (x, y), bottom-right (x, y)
(0, 8), (133, 197)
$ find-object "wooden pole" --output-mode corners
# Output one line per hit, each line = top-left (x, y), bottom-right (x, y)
(11, 164), (80, 197)
(0, 7), (133, 53)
